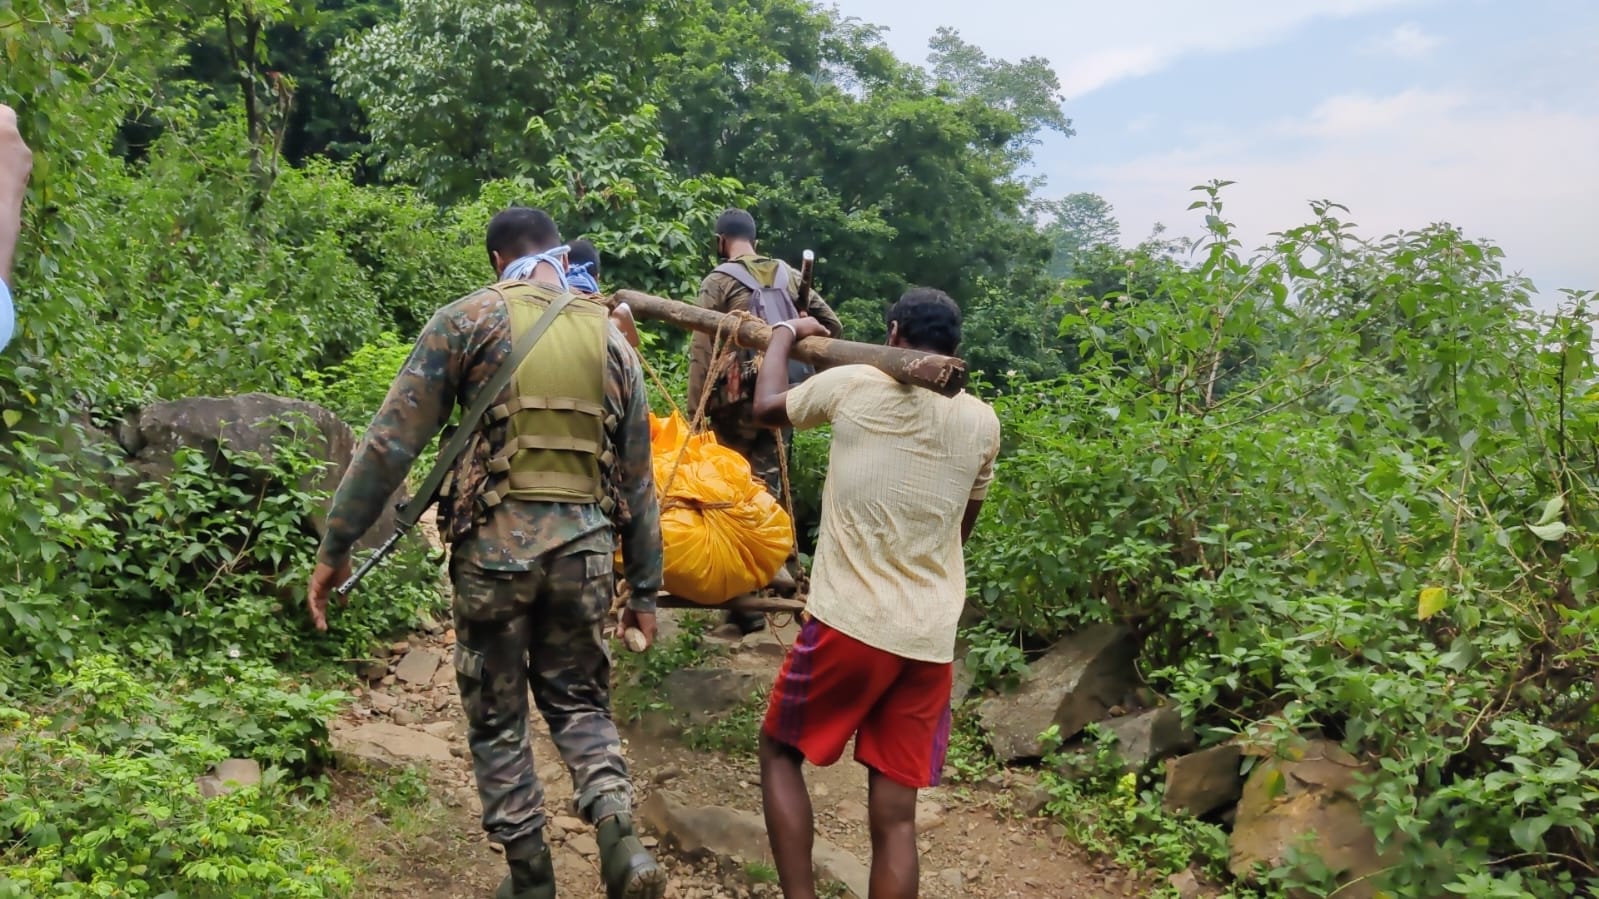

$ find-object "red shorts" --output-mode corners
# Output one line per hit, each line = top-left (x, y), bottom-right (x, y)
(762, 617), (954, 789)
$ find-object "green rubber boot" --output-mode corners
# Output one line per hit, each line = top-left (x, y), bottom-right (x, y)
(494, 836), (555, 899)
(598, 812), (666, 899)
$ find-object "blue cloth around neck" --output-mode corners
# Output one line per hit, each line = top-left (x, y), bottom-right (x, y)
(502, 248), (571, 291)
(565, 261), (600, 295)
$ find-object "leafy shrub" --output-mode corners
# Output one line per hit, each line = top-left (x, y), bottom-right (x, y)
(968, 186), (1599, 895)
(959, 623), (1028, 693)
(1, 421), (443, 685)
(0, 656), (351, 898)
(1038, 724), (1241, 895)
(289, 331), (415, 431)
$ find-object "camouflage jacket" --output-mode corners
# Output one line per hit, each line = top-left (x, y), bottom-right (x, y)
(317, 281), (663, 609)
(686, 254), (843, 420)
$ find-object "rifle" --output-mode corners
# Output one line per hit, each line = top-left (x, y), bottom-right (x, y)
(334, 287), (579, 598)
(796, 249), (815, 315)
(336, 502), (416, 598)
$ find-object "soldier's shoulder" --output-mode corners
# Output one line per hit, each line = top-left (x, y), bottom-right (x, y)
(424, 286), (506, 336)
(434, 284), (502, 319)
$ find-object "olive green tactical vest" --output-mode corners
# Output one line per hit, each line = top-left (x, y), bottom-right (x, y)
(479, 281), (615, 512)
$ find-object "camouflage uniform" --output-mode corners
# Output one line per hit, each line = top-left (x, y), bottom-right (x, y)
(318, 280), (662, 850)
(687, 255), (840, 629)
(687, 253), (842, 508)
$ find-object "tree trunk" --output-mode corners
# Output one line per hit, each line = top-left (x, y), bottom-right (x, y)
(611, 289), (970, 398)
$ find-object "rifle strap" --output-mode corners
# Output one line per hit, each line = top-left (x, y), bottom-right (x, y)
(400, 285), (579, 532)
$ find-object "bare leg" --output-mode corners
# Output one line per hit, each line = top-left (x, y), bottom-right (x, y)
(866, 768), (919, 899)
(760, 732), (817, 899)
(0, 105), (29, 284)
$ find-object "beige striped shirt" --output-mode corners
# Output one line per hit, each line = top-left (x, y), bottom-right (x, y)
(787, 365), (1000, 663)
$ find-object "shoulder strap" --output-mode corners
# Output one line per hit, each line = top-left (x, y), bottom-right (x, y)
(403, 285), (579, 528)
(773, 262), (806, 314)
(713, 262), (764, 293)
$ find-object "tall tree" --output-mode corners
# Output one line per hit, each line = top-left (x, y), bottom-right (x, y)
(1042, 192), (1121, 278)
(926, 25), (1072, 159)
(648, 0), (1058, 313)
(334, 0), (684, 201)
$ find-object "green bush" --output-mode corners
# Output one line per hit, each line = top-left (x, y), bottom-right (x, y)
(0, 421), (443, 686)
(966, 189), (1599, 895)
(0, 656), (351, 898)
(289, 331), (415, 431)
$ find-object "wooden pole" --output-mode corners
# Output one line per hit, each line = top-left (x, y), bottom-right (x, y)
(611, 289), (969, 398)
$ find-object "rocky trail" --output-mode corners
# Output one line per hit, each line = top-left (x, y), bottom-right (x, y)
(325, 611), (1157, 899)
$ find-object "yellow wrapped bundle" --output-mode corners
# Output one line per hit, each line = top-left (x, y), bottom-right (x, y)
(640, 412), (793, 605)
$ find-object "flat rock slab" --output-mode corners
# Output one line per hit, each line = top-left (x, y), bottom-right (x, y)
(333, 722), (454, 769)
(1163, 744), (1243, 817)
(977, 623), (1137, 761)
(396, 648), (443, 686)
(640, 791), (869, 898)
(1229, 737), (1393, 898)
(1099, 705), (1194, 772)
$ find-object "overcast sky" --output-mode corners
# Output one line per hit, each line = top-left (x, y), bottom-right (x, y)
(831, 0), (1599, 302)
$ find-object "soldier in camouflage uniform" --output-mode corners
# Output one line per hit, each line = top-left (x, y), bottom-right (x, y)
(308, 207), (666, 899)
(687, 209), (843, 635)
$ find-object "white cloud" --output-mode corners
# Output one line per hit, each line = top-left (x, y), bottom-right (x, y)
(836, 0), (1429, 97)
(1060, 46), (1168, 99)
(1363, 23), (1443, 58)
(1078, 89), (1599, 300)
(1285, 89), (1469, 138)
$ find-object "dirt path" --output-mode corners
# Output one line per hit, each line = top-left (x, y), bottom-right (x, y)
(328, 611), (1147, 898)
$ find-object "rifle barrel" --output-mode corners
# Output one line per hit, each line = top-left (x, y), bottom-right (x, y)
(335, 526), (407, 597)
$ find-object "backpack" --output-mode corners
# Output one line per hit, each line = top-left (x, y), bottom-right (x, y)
(712, 261), (816, 394)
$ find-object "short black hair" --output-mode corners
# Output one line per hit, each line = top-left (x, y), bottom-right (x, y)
(566, 238), (601, 279)
(886, 288), (962, 356)
(486, 206), (561, 259)
(714, 208), (758, 242)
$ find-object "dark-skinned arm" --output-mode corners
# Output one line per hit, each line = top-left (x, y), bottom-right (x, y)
(961, 499), (984, 545)
(752, 318), (831, 428)
(962, 414), (1001, 547)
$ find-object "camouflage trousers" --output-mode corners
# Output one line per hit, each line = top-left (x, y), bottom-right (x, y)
(450, 549), (632, 848)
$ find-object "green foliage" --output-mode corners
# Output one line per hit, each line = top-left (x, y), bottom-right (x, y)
(165, 0), (400, 168)
(959, 623), (1028, 693)
(645, 0), (1059, 312)
(613, 612), (716, 721)
(1042, 192), (1121, 279)
(683, 692), (766, 758)
(943, 704), (1001, 783)
(743, 861), (780, 885)
(1037, 725), (1250, 897)
(334, 0), (687, 203)
(0, 423), (442, 685)
(0, 656), (352, 898)
(969, 185), (1599, 895)
(290, 331), (413, 428)
(926, 26), (1072, 156)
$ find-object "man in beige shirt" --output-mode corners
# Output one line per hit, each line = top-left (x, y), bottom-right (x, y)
(749, 289), (1001, 899)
